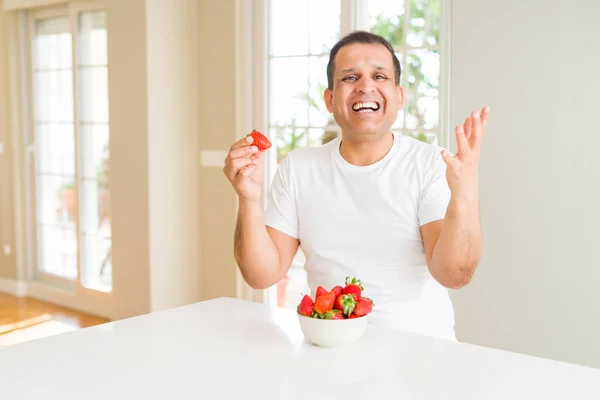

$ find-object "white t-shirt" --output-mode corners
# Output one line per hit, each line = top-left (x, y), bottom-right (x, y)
(264, 132), (456, 341)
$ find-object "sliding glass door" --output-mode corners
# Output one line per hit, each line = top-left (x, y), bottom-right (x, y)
(28, 3), (112, 302)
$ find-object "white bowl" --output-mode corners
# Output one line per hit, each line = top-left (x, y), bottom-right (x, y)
(297, 313), (369, 347)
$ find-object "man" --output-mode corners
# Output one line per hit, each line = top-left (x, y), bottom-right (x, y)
(223, 31), (489, 341)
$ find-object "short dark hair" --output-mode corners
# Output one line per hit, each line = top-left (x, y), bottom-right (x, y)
(326, 31), (401, 90)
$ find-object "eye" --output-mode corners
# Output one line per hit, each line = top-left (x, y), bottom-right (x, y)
(343, 75), (357, 82)
(375, 74), (387, 80)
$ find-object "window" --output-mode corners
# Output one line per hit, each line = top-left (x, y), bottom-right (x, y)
(29, 5), (111, 293)
(367, 0), (442, 144)
(268, 0), (342, 164)
(264, 0), (446, 308)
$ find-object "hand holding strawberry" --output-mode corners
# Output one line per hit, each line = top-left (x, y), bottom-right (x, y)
(223, 129), (272, 201)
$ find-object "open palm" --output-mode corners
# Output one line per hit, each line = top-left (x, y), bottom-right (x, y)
(441, 106), (490, 196)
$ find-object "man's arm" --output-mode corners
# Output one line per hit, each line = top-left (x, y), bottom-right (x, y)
(421, 106), (489, 289)
(421, 194), (481, 289)
(234, 199), (300, 289)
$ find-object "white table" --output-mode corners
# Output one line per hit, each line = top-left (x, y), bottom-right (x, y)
(1, 297), (599, 399)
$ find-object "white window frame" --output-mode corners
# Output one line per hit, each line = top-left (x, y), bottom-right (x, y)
(18, 0), (113, 317)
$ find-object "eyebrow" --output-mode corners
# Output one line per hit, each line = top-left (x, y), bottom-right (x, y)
(340, 65), (388, 74)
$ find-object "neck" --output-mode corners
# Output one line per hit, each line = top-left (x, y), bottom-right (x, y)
(339, 131), (394, 166)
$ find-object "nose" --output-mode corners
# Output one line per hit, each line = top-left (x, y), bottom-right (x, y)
(357, 76), (376, 93)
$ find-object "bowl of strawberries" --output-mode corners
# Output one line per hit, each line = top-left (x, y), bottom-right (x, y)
(296, 277), (374, 348)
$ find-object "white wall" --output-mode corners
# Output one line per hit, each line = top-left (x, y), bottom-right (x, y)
(106, 0), (151, 319)
(107, 0), (203, 318)
(146, 0), (202, 312)
(449, 0), (600, 369)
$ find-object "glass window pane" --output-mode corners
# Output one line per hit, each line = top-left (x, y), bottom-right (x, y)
(408, 0), (440, 47)
(36, 123), (75, 176)
(37, 175), (74, 226)
(309, 127), (334, 147)
(34, 17), (71, 70)
(269, 57), (309, 127)
(32, 16), (77, 283)
(80, 179), (99, 234)
(368, 0), (405, 48)
(79, 67), (109, 123)
(80, 124), (109, 180)
(269, 1), (309, 56)
(80, 177), (111, 292)
(79, 11), (107, 66)
(78, 11), (111, 292)
(308, 56), (330, 127)
(405, 49), (439, 130)
(81, 233), (111, 292)
(38, 224), (77, 280)
(405, 93), (439, 130)
(308, 0), (340, 54)
(34, 70), (74, 122)
(272, 127), (307, 164)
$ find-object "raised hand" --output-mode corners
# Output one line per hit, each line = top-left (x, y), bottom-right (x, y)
(223, 135), (265, 201)
(441, 105), (490, 199)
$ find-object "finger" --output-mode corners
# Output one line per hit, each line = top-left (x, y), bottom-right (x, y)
(480, 105), (490, 131)
(239, 163), (257, 177)
(441, 149), (453, 166)
(228, 145), (258, 160)
(225, 157), (255, 180)
(251, 150), (264, 163)
(231, 156), (256, 171)
(441, 149), (459, 171)
(463, 117), (472, 140)
(230, 135), (254, 150)
(471, 110), (483, 153)
(456, 125), (471, 157)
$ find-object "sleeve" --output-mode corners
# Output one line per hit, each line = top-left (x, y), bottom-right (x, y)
(418, 147), (451, 226)
(263, 155), (299, 239)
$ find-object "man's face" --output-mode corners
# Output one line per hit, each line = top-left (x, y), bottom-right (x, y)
(324, 43), (403, 140)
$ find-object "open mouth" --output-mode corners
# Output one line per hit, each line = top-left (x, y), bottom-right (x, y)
(352, 101), (380, 113)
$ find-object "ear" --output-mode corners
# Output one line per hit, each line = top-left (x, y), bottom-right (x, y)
(324, 87), (333, 113)
(396, 85), (404, 112)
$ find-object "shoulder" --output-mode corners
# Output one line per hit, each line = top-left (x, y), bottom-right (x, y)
(395, 134), (446, 168)
(280, 139), (337, 168)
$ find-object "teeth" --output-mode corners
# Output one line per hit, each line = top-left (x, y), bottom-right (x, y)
(352, 102), (379, 111)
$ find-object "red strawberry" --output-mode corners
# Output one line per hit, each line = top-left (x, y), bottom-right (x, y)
(348, 313), (361, 319)
(315, 309), (343, 320)
(353, 298), (373, 317)
(328, 310), (344, 320)
(362, 297), (375, 306)
(313, 291), (335, 314)
(315, 286), (327, 298)
(247, 130), (272, 151)
(334, 294), (357, 316)
(331, 286), (343, 296)
(342, 277), (363, 301)
(297, 294), (314, 317)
